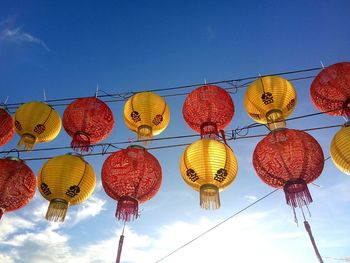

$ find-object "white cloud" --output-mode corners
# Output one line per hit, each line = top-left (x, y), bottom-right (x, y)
(244, 194), (258, 201)
(0, 27), (50, 51)
(71, 196), (106, 225)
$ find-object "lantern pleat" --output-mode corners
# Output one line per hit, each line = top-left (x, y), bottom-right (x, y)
(124, 92), (170, 142)
(253, 129), (324, 208)
(244, 76), (297, 128)
(0, 108), (15, 147)
(180, 139), (238, 210)
(310, 62), (350, 117)
(63, 97), (114, 152)
(38, 154), (96, 222)
(330, 124), (350, 175)
(0, 157), (36, 219)
(15, 102), (61, 150)
(182, 85), (234, 136)
(101, 145), (162, 222)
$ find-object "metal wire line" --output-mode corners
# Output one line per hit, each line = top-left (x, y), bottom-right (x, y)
(154, 189), (279, 263)
(2, 67), (321, 110)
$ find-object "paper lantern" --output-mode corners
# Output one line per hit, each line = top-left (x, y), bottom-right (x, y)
(183, 85), (234, 137)
(63, 97), (114, 152)
(180, 139), (238, 210)
(253, 129), (324, 208)
(244, 76), (297, 130)
(310, 62), (350, 118)
(0, 107), (14, 147)
(14, 102), (61, 150)
(38, 154), (96, 222)
(101, 145), (162, 221)
(0, 157), (36, 220)
(330, 124), (350, 175)
(124, 92), (170, 142)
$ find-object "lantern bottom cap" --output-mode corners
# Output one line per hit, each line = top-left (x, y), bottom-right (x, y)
(46, 199), (69, 222)
(200, 184), (220, 210)
(71, 131), (91, 152)
(116, 196), (139, 222)
(283, 178), (313, 208)
(137, 125), (153, 143)
(18, 133), (37, 150)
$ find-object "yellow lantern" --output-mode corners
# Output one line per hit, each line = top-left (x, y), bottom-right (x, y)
(124, 92), (170, 141)
(330, 124), (350, 175)
(244, 76), (297, 130)
(14, 102), (61, 150)
(38, 154), (96, 222)
(180, 139), (238, 210)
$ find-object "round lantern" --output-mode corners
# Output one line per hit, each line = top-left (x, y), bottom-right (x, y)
(14, 102), (61, 150)
(310, 62), (350, 118)
(330, 124), (350, 175)
(101, 145), (162, 221)
(253, 129), (324, 208)
(244, 76), (297, 130)
(123, 92), (170, 142)
(63, 97), (114, 152)
(180, 139), (238, 210)
(38, 154), (96, 222)
(0, 107), (14, 147)
(182, 85), (234, 137)
(0, 157), (36, 220)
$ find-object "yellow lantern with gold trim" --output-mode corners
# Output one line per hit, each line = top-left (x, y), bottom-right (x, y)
(180, 139), (238, 210)
(14, 102), (61, 150)
(124, 92), (170, 141)
(330, 124), (350, 175)
(38, 154), (96, 222)
(244, 76), (297, 130)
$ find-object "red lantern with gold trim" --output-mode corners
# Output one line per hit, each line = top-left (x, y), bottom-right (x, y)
(63, 97), (114, 152)
(0, 157), (36, 220)
(0, 107), (14, 147)
(101, 145), (162, 221)
(253, 129), (324, 209)
(310, 62), (350, 118)
(183, 85), (234, 137)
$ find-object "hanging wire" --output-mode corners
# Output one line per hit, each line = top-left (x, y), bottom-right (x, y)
(155, 189), (279, 263)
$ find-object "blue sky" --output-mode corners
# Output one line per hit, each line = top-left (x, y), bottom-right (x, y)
(0, 1), (350, 262)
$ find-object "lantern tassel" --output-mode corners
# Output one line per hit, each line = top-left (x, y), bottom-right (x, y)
(200, 184), (220, 210)
(71, 132), (91, 152)
(0, 207), (4, 220)
(137, 125), (152, 145)
(116, 196), (139, 221)
(46, 199), (69, 222)
(200, 122), (218, 139)
(284, 178), (313, 208)
(304, 221), (324, 263)
(18, 134), (37, 151)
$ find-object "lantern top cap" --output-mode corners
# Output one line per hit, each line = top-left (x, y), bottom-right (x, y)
(5, 156), (24, 162)
(127, 145), (145, 150)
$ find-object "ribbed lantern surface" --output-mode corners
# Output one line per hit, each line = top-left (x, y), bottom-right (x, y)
(182, 85), (234, 136)
(101, 145), (162, 221)
(310, 62), (350, 117)
(253, 129), (324, 208)
(330, 124), (350, 175)
(38, 154), (96, 222)
(0, 108), (14, 147)
(14, 102), (61, 150)
(180, 139), (238, 210)
(63, 97), (114, 152)
(124, 92), (170, 141)
(0, 157), (36, 220)
(244, 76), (297, 130)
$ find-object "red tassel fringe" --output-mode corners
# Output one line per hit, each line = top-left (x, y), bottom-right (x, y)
(71, 132), (91, 152)
(284, 179), (313, 208)
(200, 122), (218, 139)
(116, 196), (139, 222)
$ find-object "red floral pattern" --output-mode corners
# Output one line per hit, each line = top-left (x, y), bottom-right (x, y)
(0, 108), (14, 147)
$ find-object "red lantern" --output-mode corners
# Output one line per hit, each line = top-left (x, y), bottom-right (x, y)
(310, 62), (350, 118)
(0, 157), (36, 220)
(63, 97), (114, 152)
(253, 129), (324, 209)
(182, 85), (234, 137)
(0, 107), (14, 147)
(101, 145), (162, 221)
